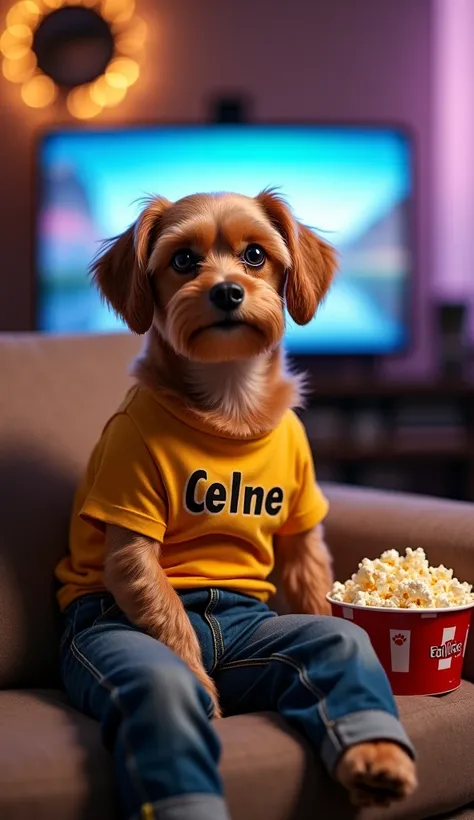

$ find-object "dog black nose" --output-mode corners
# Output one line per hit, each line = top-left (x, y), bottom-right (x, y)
(209, 282), (245, 312)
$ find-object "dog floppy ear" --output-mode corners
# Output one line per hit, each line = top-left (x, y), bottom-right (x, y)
(257, 189), (337, 325)
(91, 196), (171, 335)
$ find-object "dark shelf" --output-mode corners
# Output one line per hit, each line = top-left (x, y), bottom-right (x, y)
(310, 439), (472, 462)
(307, 380), (474, 399)
(302, 379), (474, 500)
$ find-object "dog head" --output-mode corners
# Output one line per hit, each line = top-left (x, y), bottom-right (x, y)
(92, 189), (337, 363)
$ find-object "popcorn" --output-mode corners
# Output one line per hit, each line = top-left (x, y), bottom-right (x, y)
(331, 548), (474, 609)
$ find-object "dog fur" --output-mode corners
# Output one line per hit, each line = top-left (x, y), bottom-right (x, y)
(92, 188), (417, 807)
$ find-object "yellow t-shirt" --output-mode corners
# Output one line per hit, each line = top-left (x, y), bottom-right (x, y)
(55, 385), (328, 611)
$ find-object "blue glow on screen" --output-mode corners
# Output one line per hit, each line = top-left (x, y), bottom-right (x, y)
(37, 125), (412, 354)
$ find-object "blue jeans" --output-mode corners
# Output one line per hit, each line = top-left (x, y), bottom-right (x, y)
(60, 590), (414, 820)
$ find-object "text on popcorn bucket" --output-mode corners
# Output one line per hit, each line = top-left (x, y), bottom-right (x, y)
(429, 640), (463, 660)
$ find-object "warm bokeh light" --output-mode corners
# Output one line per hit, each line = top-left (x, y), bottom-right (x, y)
(1, 0), (145, 115)
(7, 23), (33, 41)
(21, 72), (56, 106)
(100, 0), (134, 22)
(0, 42), (30, 59)
(2, 49), (36, 81)
(6, 1), (41, 27)
(90, 73), (126, 106)
(114, 17), (147, 55)
(0, 28), (31, 57)
(67, 84), (103, 118)
(105, 56), (139, 88)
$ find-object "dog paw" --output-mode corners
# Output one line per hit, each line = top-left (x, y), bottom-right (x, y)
(335, 741), (418, 808)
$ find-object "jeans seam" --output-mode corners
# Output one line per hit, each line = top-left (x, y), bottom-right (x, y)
(318, 698), (335, 729)
(59, 622), (72, 651)
(317, 700), (341, 751)
(272, 652), (326, 700)
(69, 637), (150, 808)
(129, 793), (227, 820)
(71, 598), (84, 634)
(203, 590), (224, 672)
(220, 658), (271, 670)
(210, 591), (225, 661)
(219, 653), (325, 700)
(92, 600), (119, 627)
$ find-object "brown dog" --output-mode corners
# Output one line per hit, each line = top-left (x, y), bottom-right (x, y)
(92, 188), (417, 808)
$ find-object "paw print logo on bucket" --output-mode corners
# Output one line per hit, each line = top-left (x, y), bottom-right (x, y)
(327, 597), (474, 696)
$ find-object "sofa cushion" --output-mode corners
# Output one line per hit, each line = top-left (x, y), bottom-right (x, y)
(0, 333), (141, 688)
(2, 684), (474, 820)
(0, 688), (116, 820)
(0, 689), (348, 820)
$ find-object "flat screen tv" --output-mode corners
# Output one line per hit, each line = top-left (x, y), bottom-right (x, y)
(36, 124), (413, 355)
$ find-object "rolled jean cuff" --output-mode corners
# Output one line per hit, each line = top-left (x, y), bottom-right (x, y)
(320, 709), (416, 775)
(134, 794), (231, 820)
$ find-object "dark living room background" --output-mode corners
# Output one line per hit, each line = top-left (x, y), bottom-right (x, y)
(1, 0), (473, 501)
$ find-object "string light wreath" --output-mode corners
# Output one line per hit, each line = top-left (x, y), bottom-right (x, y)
(1, 0), (146, 118)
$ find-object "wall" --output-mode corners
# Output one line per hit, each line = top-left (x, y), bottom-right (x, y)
(0, 0), (433, 378)
(432, 0), (474, 334)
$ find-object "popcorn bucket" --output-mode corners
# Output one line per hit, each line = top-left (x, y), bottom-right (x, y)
(327, 597), (474, 696)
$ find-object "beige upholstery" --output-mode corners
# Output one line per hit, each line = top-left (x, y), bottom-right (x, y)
(0, 333), (141, 687)
(1, 683), (474, 820)
(1, 333), (474, 819)
(445, 810), (474, 820)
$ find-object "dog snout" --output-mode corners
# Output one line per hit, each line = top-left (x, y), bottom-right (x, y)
(209, 282), (245, 312)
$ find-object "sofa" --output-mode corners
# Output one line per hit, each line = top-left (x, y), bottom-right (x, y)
(1, 332), (474, 820)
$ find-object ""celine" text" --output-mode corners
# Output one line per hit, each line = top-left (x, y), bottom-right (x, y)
(184, 470), (284, 517)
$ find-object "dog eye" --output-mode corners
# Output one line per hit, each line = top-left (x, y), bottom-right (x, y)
(243, 244), (266, 268)
(171, 249), (199, 274)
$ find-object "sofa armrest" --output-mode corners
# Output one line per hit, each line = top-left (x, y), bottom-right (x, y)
(322, 481), (474, 681)
(322, 482), (474, 583)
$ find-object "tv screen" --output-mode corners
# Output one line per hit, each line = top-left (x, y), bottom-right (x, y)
(36, 124), (413, 354)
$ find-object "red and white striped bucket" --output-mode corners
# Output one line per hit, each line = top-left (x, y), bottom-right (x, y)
(328, 596), (474, 696)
